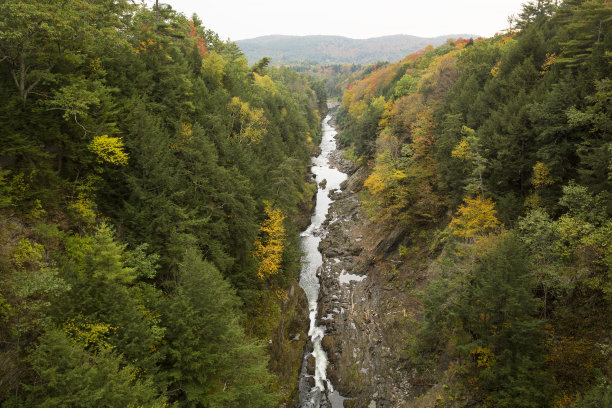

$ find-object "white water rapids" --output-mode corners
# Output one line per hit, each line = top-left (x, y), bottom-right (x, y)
(298, 113), (347, 407)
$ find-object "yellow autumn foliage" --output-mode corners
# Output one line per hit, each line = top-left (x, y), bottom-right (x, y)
(532, 161), (554, 188)
(541, 53), (558, 74)
(451, 139), (471, 160)
(341, 87), (355, 111)
(12, 238), (44, 269)
(490, 64), (501, 77)
(201, 51), (227, 86)
(68, 192), (97, 224)
(364, 151), (397, 196)
(88, 135), (128, 165)
(348, 99), (368, 120)
(63, 315), (116, 351)
(228, 97), (268, 143)
(471, 346), (496, 368)
(170, 122), (194, 150)
(253, 73), (278, 95)
(253, 201), (286, 279)
(378, 100), (395, 130)
(449, 196), (501, 240)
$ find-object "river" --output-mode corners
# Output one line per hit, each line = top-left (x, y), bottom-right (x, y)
(298, 112), (347, 408)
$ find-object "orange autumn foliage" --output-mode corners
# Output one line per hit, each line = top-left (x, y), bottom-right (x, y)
(342, 63), (401, 114)
(188, 20), (207, 56)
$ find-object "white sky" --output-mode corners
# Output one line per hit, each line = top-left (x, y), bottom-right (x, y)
(145, 0), (528, 41)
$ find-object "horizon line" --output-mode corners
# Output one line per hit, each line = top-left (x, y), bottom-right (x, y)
(233, 33), (483, 42)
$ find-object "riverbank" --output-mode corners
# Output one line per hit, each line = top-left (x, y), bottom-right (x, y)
(297, 106), (436, 408)
(314, 124), (428, 408)
(298, 110), (348, 408)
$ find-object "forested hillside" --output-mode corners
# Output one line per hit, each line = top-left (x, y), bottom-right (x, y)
(2, 0), (611, 407)
(236, 34), (477, 65)
(336, 0), (611, 406)
(0, 1), (326, 406)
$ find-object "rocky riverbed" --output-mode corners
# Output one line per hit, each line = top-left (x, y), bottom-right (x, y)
(313, 146), (427, 407)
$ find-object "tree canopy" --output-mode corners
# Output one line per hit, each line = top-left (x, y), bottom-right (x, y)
(0, 1), (326, 406)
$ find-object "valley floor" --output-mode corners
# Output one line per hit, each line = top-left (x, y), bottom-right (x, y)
(315, 142), (427, 407)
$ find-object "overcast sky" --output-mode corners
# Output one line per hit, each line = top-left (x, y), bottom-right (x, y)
(145, 0), (528, 41)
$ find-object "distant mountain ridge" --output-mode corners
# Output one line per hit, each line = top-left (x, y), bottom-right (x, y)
(236, 34), (478, 65)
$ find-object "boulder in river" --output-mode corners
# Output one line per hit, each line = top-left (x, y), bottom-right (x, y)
(306, 354), (316, 375)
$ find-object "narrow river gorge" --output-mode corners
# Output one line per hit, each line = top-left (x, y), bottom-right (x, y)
(298, 112), (347, 408)
(296, 108), (416, 408)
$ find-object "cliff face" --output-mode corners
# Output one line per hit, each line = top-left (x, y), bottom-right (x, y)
(272, 279), (311, 407)
(315, 149), (429, 407)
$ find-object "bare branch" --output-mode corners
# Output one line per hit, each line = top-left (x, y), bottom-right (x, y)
(73, 114), (89, 137)
(24, 76), (42, 95)
(9, 68), (20, 93)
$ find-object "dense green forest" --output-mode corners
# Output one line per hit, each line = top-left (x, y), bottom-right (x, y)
(0, 1), (326, 406)
(336, 0), (611, 406)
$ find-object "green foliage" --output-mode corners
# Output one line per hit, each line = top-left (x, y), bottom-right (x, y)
(417, 235), (552, 407)
(565, 78), (612, 197)
(451, 125), (488, 197)
(457, 235), (551, 406)
(555, 0), (612, 69)
(25, 329), (164, 407)
(85, 223), (137, 284)
(338, 95), (386, 157)
(575, 378), (612, 408)
(163, 248), (278, 407)
(0, 1), (323, 404)
(338, 5), (612, 402)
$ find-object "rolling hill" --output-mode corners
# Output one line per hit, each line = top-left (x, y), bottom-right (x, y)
(236, 34), (478, 65)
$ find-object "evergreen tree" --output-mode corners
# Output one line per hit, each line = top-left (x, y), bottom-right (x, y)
(455, 235), (551, 406)
(162, 248), (278, 407)
(25, 330), (164, 408)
